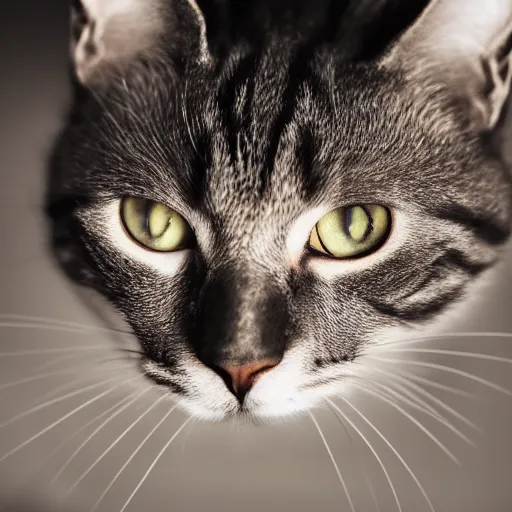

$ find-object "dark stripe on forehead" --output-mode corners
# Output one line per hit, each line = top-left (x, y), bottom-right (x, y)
(216, 53), (261, 165)
(259, 46), (324, 196)
(295, 125), (322, 197)
(435, 205), (511, 246)
(184, 127), (213, 208)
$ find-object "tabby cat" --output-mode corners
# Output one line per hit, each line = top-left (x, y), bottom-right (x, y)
(46, 0), (512, 421)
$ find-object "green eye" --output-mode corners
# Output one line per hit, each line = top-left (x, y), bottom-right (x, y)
(121, 197), (193, 252)
(309, 205), (391, 259)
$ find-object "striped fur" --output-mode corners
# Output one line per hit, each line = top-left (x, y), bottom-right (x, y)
(45, 0), (512, 420)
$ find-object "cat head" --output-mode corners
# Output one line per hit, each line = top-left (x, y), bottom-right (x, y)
(46, 0), (512, 421)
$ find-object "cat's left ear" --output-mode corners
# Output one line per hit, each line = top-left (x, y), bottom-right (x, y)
(381, 0), (512, 131)
(71, 0), (212, 86)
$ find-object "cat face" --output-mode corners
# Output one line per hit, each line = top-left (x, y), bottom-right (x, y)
(46, 0), (512, 421)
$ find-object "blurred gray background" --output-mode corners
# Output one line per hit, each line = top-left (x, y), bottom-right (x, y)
(0, 2), (511, 511)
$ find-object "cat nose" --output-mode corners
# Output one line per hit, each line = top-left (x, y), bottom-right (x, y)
(216, 360), (280, 403)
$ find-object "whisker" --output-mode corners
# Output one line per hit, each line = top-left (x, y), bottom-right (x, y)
(308, 412), (356, 512)
(0, 314), (133, 337)
(352, 382), (461, 466)
(0, 371), (135, 429)
(357, 362), (480, 431)
(91, 401), (182, 512)
(361, 375), (445, 421)
(336, 395), (436, 512)
(0, 367), (105, 393)
(366, 380), (475, 447)
(28, 360), (136, 408)
(352, 369), (447, 424)
(50, 386), (154, 486)
(0, 377), (136, 464)
(119, 415), (193, 512)
(118, 348), (145, 357)
(375, 379), (447, 424)
(326, 398), (402, 512)
(63, 393), (169, 497)
(326, 404), (381, 512)
(0, 346), (108, 358)
(11, 390), (143, 493)
(375, 332), (512, 348)
(362, 362), (474, 398)
(0, 322), (112, 337)
(380, 348), (512, 365)
(384, 367), (472, 398)
(366, 357), (512, 397)
(27, 352), (106, 375)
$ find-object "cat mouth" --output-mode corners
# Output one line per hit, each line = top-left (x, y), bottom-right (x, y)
(140, 356), (307, 420)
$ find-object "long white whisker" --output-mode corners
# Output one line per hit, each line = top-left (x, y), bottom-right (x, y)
(308, 412), (356, 512)
(0, 377), (135, 464)
(0, 367), (106, 393)
(91, 401), (182, 512)
(12, 390), (143, 492)
(375, 332), (512, 348)
(352, 382), (461, 466)
(119, 415), (193, 512)
(380, 348), (512, 365)
(358, 363), (480, 431)
(326, 398), (402, 512)
(368, 380), (475, 447)
(27, 362), (137, 409)
(27, 353), (106, 376)
(0, 322), (113, 337)
(50, 386), (154, 486)
(367, 357), (512, 397)
(352, 369), (447, 424)
(0, 371), (135, 429)
(0, 346), (107, 358)
(378, 380), (447, 424)
(365, 377), (448, 423)
(327, 404), (381, 512)
(337, 395), (436, 512)
(0, 314), (133, 336)
(369, 365), (474, 398)
(63, 393), (168, 497)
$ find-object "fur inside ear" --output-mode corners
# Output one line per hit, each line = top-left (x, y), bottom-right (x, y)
(382, 0), (512, 131)
(71, 0), (211, 86)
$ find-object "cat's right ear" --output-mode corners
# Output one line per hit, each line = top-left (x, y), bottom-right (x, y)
(381, 0), (512, 132)
(70, 0), (212, 86)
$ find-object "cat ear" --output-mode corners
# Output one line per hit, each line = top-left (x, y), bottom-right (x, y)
(71, 0), (212, 86)
(382, 0), (512, 131)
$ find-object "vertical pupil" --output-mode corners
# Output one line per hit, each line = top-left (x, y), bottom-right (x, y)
(148, 203), (172, 239)
(344, 207), (354, 236)
(143, 200), (153, 234)
(345, 206), (370, 243)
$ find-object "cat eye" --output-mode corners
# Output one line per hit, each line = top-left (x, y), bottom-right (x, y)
(120, 197), (193, 252)
(309, 205), (391, 259)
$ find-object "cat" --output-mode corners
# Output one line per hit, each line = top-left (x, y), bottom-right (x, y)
(45, 0), (512, 423)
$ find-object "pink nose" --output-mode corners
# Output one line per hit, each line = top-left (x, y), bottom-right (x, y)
(220, 360), (280, 400)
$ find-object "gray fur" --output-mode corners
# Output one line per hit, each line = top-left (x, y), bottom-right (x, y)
(46, 0), (512, 421)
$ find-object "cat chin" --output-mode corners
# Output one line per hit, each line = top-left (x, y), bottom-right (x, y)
(175, 392), (316, 423)
(154, 369), (354, 423)
(143, 344), (359, 422)
(175, 380), (354, 423)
